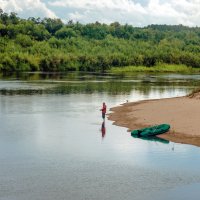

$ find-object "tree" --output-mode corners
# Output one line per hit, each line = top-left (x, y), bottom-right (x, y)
(15, 34), (33, 47)
(55, 27), (77, 39)
(10, 12), (19, 24)
(42, 18), (63, 35)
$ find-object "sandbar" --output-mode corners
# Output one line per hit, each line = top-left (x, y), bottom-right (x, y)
(108, 92), (200, 147)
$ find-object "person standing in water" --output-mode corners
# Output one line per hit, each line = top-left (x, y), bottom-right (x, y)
(100, 102), (107, 120)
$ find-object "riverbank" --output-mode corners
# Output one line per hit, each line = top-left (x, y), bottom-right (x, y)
(109, 64), (200, 73)
(108, 90), (200, 147)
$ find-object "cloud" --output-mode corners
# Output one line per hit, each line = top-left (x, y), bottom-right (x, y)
(0, 0), (57, 18)
(1, 0), (200, 26)
(49, 0), (200, 26)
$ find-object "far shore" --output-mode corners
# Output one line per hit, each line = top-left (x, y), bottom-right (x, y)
(108, 91), (200, 147)
(109, 64), (200, 73)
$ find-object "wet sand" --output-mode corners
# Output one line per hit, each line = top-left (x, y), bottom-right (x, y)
(108, 93), (200, 147)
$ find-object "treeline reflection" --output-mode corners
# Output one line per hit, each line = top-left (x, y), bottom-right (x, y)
(0, 80), (195, 96)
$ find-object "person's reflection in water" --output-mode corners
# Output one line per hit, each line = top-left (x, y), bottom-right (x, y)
(101, 121), (106, 139)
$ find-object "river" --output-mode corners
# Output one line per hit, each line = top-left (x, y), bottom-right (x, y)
(0, 72), (200, 200)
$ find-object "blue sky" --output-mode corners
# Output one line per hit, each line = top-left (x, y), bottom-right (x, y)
(0, 0), (200, 27)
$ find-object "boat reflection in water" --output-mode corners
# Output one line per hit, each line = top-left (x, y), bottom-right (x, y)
(131, 135), (169, 144)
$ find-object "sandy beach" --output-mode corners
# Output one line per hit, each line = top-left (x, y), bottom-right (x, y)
(108, 91), (200, 147)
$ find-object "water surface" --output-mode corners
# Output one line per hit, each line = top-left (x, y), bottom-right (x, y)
(0, 72), (200, 200)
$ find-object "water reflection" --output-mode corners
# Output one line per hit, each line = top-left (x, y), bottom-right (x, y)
(0, 73), (200, 96)
(101, 121), (106, 139)
(132, 135), (169, 144)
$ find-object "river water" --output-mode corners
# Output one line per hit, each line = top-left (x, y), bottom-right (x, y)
(0, 72), (200, 200)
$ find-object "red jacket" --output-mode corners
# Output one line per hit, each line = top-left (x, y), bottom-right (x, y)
(101, 104), (106, 113)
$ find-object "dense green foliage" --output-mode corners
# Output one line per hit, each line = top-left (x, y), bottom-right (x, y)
(1, 9), (200, 72)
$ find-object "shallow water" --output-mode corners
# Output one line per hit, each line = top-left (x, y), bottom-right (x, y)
(0, 72), (200, 200)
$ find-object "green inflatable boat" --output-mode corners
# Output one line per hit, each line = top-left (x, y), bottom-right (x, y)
(131, 124), (170, 137)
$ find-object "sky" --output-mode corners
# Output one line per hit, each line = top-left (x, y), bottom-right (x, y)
(0, 0), (200, 27)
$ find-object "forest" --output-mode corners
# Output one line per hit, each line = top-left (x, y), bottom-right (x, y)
(1, 9), (200, 72)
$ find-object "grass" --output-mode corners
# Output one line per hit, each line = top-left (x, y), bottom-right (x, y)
(109, 64), (200, 73)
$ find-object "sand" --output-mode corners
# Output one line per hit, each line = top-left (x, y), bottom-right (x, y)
(108, 93), (200, 147)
